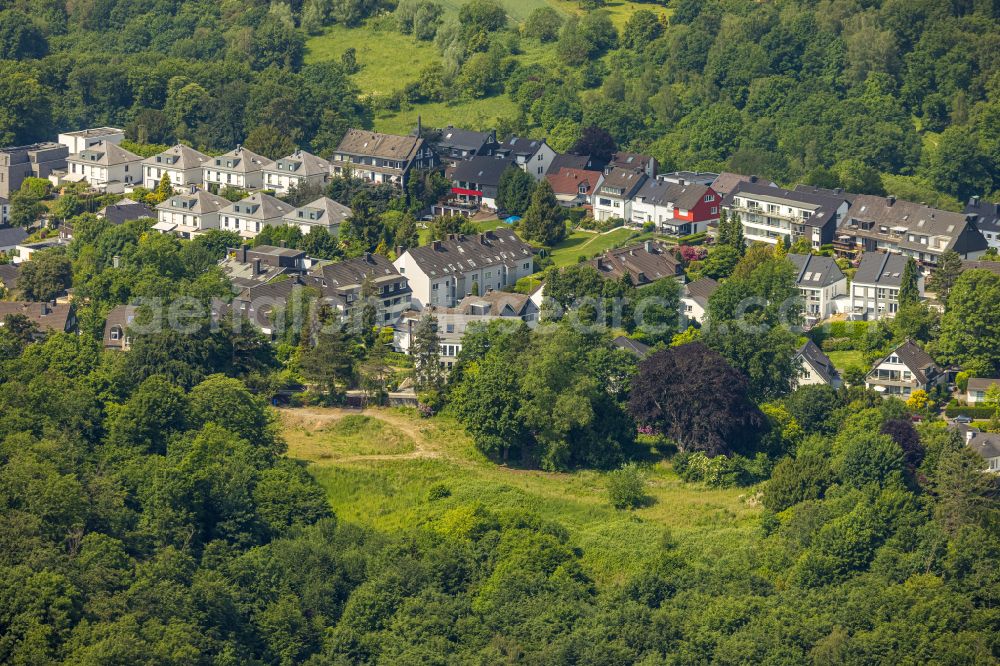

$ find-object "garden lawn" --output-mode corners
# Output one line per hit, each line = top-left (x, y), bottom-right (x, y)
(547, 227), (637, 267)
(826, 350), (866, 373)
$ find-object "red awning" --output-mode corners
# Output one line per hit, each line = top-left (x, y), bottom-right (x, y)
(451, 187), (483, 197)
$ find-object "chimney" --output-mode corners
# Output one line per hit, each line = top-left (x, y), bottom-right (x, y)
(239, 244), (248, 263)
(971, 195), (980, 207)
(644, 240), (655, 253)
(364, 252), (372, 262)
(40, 303), (48, 316)
(279, 239), (286, 248)
(253, 258), (261, 275)
(395, 245), (404, 257)
(112, 255), (120, 269)
(887, 195), (896, 206)
(417, 115), (422, 137)
(966, 429), (974, 444)
(478, 233), (487, 245)
(433, 240), (442, 250)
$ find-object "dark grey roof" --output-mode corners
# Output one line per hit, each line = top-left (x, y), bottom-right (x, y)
(435, 127), (496, 153)
(876, 339), (940, 385)
(961, 260), (1000, 275)
(634, 179), (710, 210)
(307, 253), (404, 291)
(966, 429), (1000, 461)
(404, 230), (534, 278)
(590, 240), (682, 285)
(451, 156), (513, 187)
(710, 172), (775, 196)
(100, 202), (155, 225)
(103, 304), (139, 348)
(596, 167), (647, 199)
(498, 136), (546, 157)
(797, 339), (839, 385)
(965, 196), (1000, 233)
(853, 252), (908, 287)
(0, 264), (19, 291)
(845, 194), (987, 256)
(0, 226), (29, 248)
(788, 254), (845, 288)
(727, 181), (847, 230)
(683, 277), (720, 306)
(456, 291), (534, 317)
(548, 153), (592, 172)
(609, 151), (654, 172)
(795, 184), (858, 204)
(612, 335), (651, 358)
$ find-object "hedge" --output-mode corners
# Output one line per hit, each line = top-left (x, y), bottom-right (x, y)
(944, 405), (998, 419)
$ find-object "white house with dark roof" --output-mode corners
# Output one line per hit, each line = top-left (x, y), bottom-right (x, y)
(155, 189), (230, 238)
(965, 196), (1000, 251)
(592, 167), (647, 222)
(203, 146), (272, 191)
(393, 230), (535, 309)
(495, 136), (556, 180)
(219, 192), (293, 239)
(788, 253), (847, 320)
(433, 126), (499, 166)
(283, 196), (351, 235)
(680, 277), (720, 325)
(142, 144), (210, 189)
(66, 140), (143, 191)
(448, 155), (513, 210)
(966, 378), (1000, 405)
(866, 339), (944, 397)
(630, 178), (720, 235)
(725, 181), (850, 249)
(331, 129), (436, 187)
(795, 339), (842, 388)
(300, 253), (411, 326)
(956, 425), (1000, 473)
(263, 150), (330, 195)
(606, 151), (657, 177)
(58, 127), (125, 154)
(850, 252), (923, 319)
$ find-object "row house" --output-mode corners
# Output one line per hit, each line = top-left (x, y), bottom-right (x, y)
(630, 178), (720, 235)
(788, 253), (847, 320)
(606, 151), (656, 178)
(964, 196), (1000, 251)
(154, 189), (230, 238)
(264, 150), (330, 195)
(283, 196), (351, 235)
(724, 182), (849, 249)
(592, 168), (647, 222)
(203, 146), (272, 191)
(394, 230), (535, 309)
(835, 194), (987, 267)
(331, 129), (435, 188)
(66, 141), (143, 192)
(866, 339), (944, 397)
(143, 144), (210, 189)
(448, 155), (512, 211)
(220, 192), (292, 239)
(0, 142), (67, 199)
(495, 136), (556, 181)
(57, 127), (124, 154)
(546, 167), (603, 208)
(849, 252), (922, 319)
(433, 126), (499, 167)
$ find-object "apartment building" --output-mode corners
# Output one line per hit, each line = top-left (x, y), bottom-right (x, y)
(724, 181), (850, 249)
(66, 141), (143, 191)
(0, 142), (68, 199)
(142, 144), (210, 189)
(263, 150), (331, 195)
(850, 252), (923, 319)
(203, 146), (272, 191)
(331, 129), (435, 188)
(788, 253), (847, 320)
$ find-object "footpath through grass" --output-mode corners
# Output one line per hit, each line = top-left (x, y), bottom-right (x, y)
(281, 407), (760, 586)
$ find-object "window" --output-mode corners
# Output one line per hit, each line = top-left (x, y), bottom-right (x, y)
(710, 207), (718, 215)
(522, 262), (529, 270)
(110, 327), (120, 340)
(446, 323), (455, 333)
(537, 167), (543, 174)
(599, 198), (612, 206)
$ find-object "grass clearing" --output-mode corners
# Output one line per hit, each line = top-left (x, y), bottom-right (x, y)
(547, 227), (638, 267)
(827, 350), (865, 372)
(282, 406), (760, 585)
(373, 96), (522, 135)
(282, 413), (416, 460)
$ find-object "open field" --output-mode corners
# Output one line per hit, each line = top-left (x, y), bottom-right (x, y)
(281, 406), (760, 585)
(373, 96), (522, 135)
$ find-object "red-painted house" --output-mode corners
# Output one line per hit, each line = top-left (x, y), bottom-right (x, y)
(630, 178), (721, 236)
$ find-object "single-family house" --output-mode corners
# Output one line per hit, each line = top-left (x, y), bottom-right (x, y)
(788, 253), (847, 320)
(612, 336), (651, 358)
(725, 181), (850, 249)
(956, 425), (1000, 473)
(0, 226), (29, 255)
(394, 230), (535, 309)
(58, 127), (124, 154)
(264, 150), (331, 195)
(795, 339), (842, 388)
(304, 252), (412, 326)
(154, 189), (230, 238)
(606, 151), (656, 178)
(433, 126), (499, 166)
(219, 192), (293, 239)
(221, 244), (308, 291)
(0, 300), (76, 335)
(590, 240), (683, 286)
(967, 378), (1000, 405)
(203, 146), (272, 191)
(836, 194), (988, 266)
(142, 144), (210, 189)
(0, 264), (19, 295)
(850, 252), (922, 320)
(0, 142), (68, 199)
(592, 167), (647, 222)
(680, 277), (720, 325)
(12, 239), (66, 265)
(98, 198), (155, 225)
(283, 196), (351, 235)
(547, 153), (595, 173)
(964, 196), (1000, 251)
(546, 167), (603, 208)
(331, 130), (435, 188)
(448, 156), (513, 210)
(865, 339), (944, 397)
(495, 136), (556, 180)
(630, 179), (720, 235)
(103, 304), (139, 350)
(66, 141), (143, 192)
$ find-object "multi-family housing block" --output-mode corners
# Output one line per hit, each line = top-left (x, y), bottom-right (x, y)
(142, 144), (210, 189)
(331, 129), (435, 188)
(725, 182), (850, 249)
(263, 150), (331, 195)
(203, 146), (272, 191)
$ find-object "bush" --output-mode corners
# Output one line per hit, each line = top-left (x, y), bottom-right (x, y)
(677, 231), (707, 245)
(674, 452), (772, 487)
(762, 453), (834, 512)
(427, 483), (452, 500)
(944, 404), (998, 419)
(607, 462), (647, 509)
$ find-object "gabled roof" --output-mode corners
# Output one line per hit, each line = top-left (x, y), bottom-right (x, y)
(156, 189), (230, 215)
(267, 150), (330, 177)
(208, 146), (272, 173)
(335, 129), (423, 162)
(435, 127), (496, 152)
(682, 277), (720, 307)
(497, 136), (546, 157)
(0, 226), (29, 248)
(634, 179), (711, 210)
(451, 155), (513, 188)
(143, 144), (210, 170)
(455, 291), (534, 317)
(845, 194), (987, 256)
(797, 339), (839, 385)
(0, 263), (19, 291)
(306, 253), (404, 292)
(609, 151), (654, 172)
(69, 141), (142, 166)
(964, 196), (1000, 233)
(590, 240), (682, 285)
(545, 167), (602, 196)
(596, 167), (647, 199)
(612, 335), (651, 358)
(788, 253), (846, 288)
(967, 378), (1000, 393)
(548, 153), (593, 173)
(0, 301), (74, 333)
(222, 192), (292, 220)
(961, 260), (1000, 275)
(873, 339), (940, 385)
(710, 172), (775, 197)
(284, 197), (351, 227)
(103, 304), (139, 348)
(794, 184), (858, 204)
(853, 252), (909, 287)
(100, 201), (155, 225)
(965, 428), (1000, 461)
(402, 230), (534, 277)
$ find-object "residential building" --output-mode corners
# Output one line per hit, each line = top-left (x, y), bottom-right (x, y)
(967, 378), (1000, 405)
(606, 151), (656, 177)
(57, 127), (124, 154)
(12, 239), (65, 265)
(495, 136), (556, 180)
(66, 141), (143, 192)
(142, 144), (210, 189)
(203, 146), (272, 191)
(547, 153), (595, 173)
(452, 291), (539, 326)
(264, 150), (331, 195)
(725, 182), (850, 249)
(956, 425), (1000, 473)
(103, 304), (138, 350)
(590, 240), (683, 286)
(850, 252), (922, 319)
(0, 301), (76, 335)
(964, 196), (1000, 251)
(865, 339), (944, 397)
(630, 179), (720, 235)
(835, 194), (988, 266)
(546, 167), (603, 208)
(331, 130), (435, 187)
(221, 244), (308, 291)
(680, 277), (720, 325)
(219, 192), (293, 239)
(98, 198), (155, 225)
(612, 336), (651, 358)
(0, 264), (19, 294)
(0, 142), (68, 199)
(154, 189), (230, 238)
(448, 155), (513, 210)
(659, 171), (718, 186)
(788, 253), (847, 320)
(283, 196), (351, 235)
(304, 253), (412, 326)
(795, 339), (842, 388)
(0, 226), (28, 255)
(433, 126), (499, 166)
(960, 259), (1000, 276)
(710, 172), (776, 198)
(592, 167), (647, 222)
(394, 230), (535, 309)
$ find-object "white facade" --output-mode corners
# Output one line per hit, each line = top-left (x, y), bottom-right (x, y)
(394, 255), (533, 309)
(263, 151), (330, 195)
(58, 127), (124, 154)
(203, 147), (271, 191)
(142, 145), (210, 189)
(800, 279), (847, 319)
(519, 142), (556, 180)
(157, 206), (220, 237)
(67, 154), (141, 191)
(593, 192), (631, 222)
(680, 295), (707, 325)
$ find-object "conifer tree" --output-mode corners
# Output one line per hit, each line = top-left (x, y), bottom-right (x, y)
(899, 257), (920, 307)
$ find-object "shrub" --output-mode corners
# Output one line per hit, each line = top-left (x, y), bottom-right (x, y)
(956, 371), (970, 392)
(427, 483), (452, 501)
(674, 452), (772, 487)
(944, 404), (998, 419)
(762, 453), (834, 512)
(607, 462), (647, 509)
